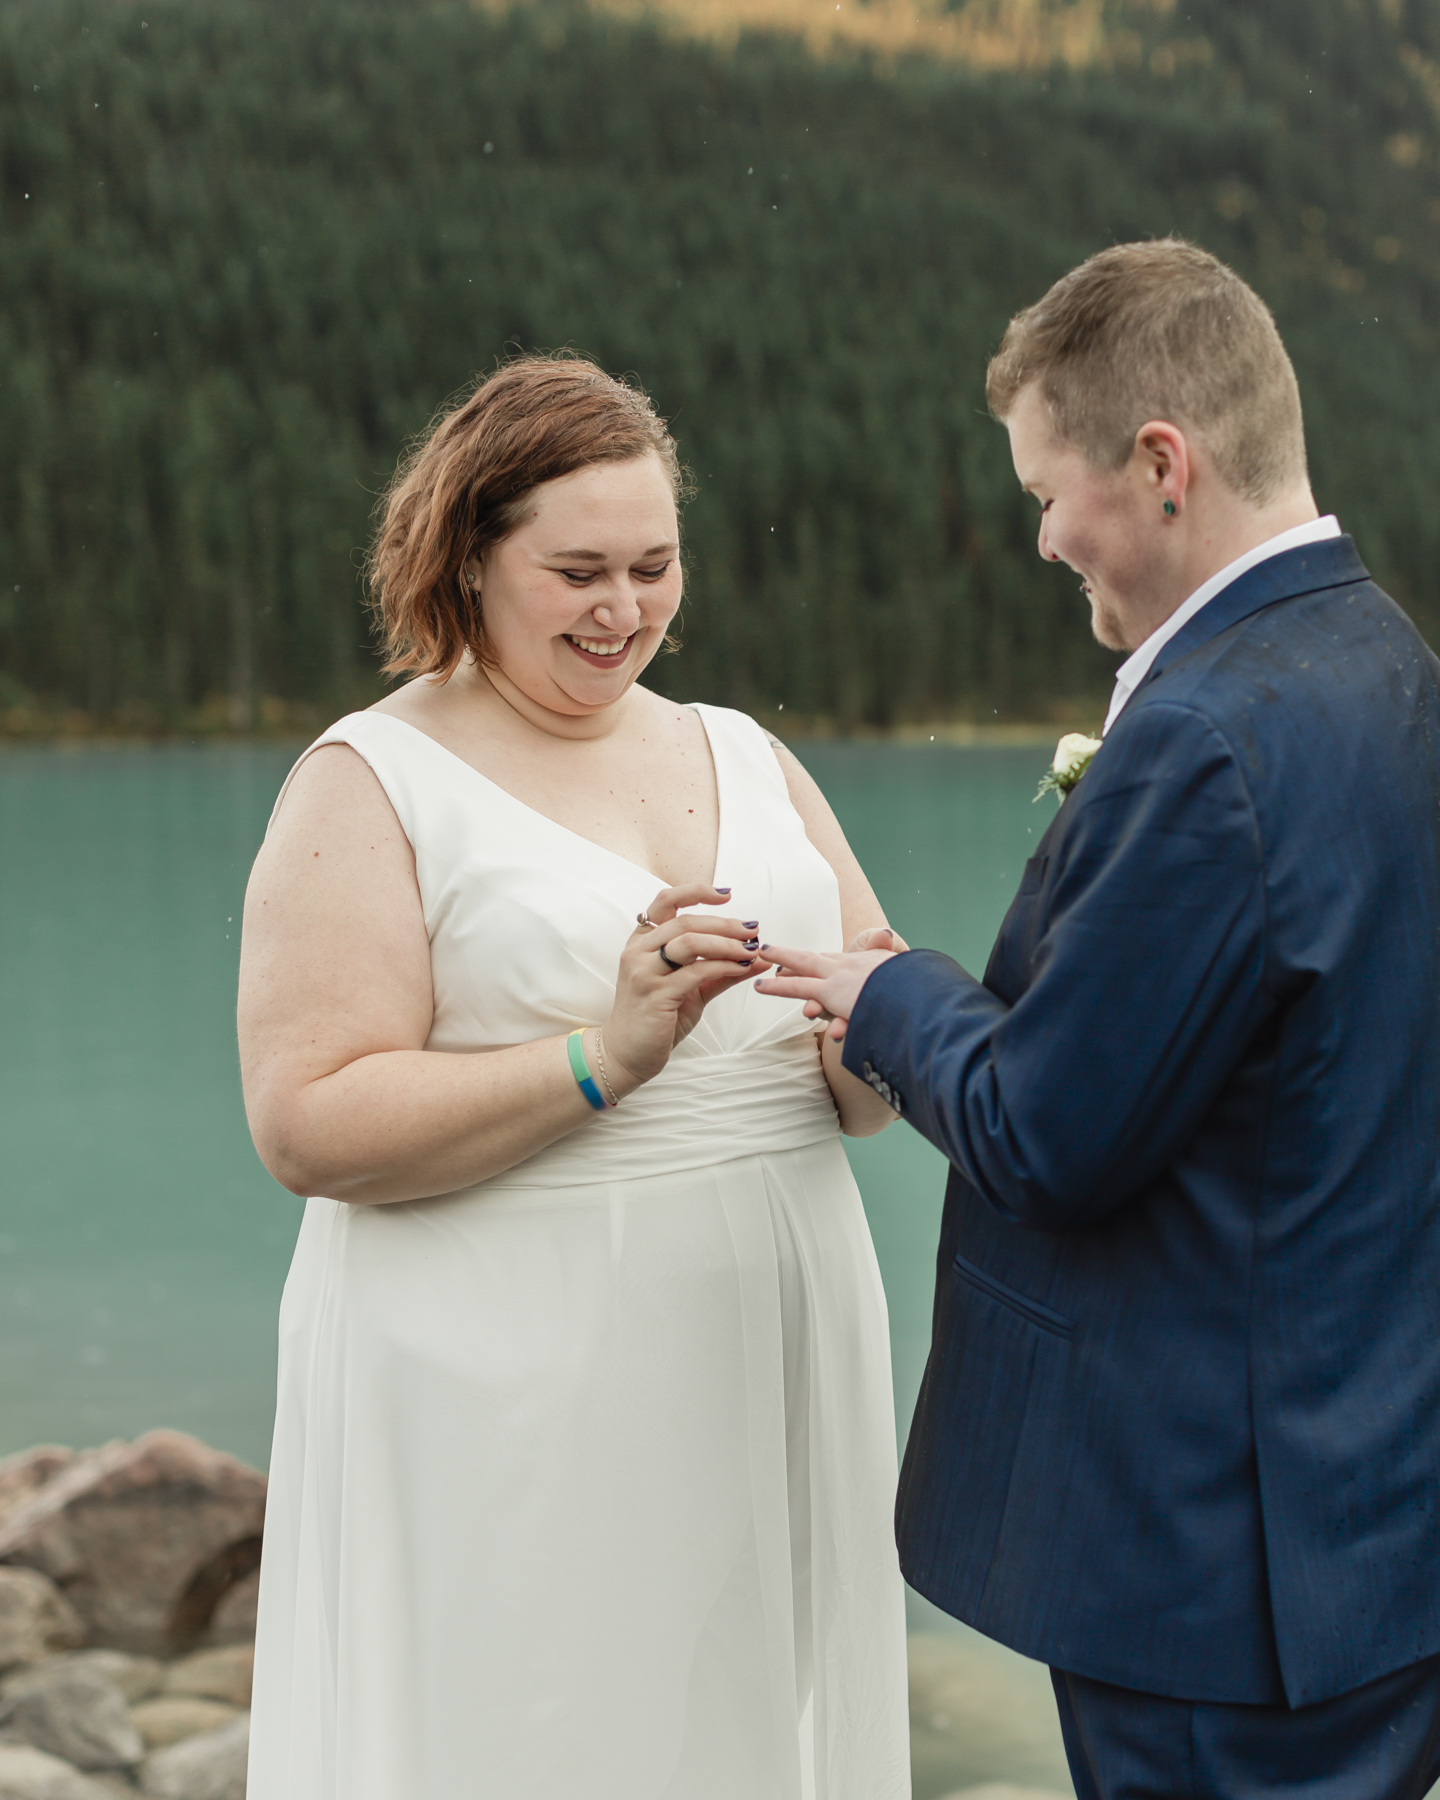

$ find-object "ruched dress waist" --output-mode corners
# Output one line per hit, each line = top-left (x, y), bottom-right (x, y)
(467, 1029), (839, 1192)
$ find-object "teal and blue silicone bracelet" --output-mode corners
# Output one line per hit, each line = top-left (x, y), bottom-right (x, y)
(567, 1029), (608, 1111)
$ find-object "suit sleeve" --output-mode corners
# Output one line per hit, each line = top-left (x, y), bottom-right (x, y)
(842, 702), (1272, 1229)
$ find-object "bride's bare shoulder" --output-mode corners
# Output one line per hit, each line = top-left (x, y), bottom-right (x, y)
(265, 739), (404, 866)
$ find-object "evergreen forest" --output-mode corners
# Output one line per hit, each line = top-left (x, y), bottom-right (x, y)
(3, 0), (1440, 732)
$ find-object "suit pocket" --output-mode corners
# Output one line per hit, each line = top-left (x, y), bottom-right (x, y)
(1017, 853), (1049, 897)
(898, 1248), (1074, 1608)
(952, 1252), (1075, 1339)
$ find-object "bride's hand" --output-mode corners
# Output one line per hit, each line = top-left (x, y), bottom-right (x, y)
(601, 884), (770, 1093)
(847, 925), (908, 955)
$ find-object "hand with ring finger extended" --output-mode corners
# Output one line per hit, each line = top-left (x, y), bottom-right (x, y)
(601, 883), (770, 1092)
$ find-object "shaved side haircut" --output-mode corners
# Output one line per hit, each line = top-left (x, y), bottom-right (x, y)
(987, 239), (1308, 505)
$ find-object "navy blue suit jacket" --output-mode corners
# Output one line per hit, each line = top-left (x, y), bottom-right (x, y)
(844, 539), (1440, 1707)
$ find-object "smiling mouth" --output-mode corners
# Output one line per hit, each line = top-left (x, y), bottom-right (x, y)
(564, 632), (636, 667)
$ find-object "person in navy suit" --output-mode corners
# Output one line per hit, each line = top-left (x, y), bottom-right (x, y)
(758, 239), (1440, 1796)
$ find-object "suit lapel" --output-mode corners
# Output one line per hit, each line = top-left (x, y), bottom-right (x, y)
(1140, 536), (1369, 697)
(994, 539), (1370, 1001)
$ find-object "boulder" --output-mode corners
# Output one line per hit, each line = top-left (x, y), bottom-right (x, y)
(161, 1649), (251, 1710)
(35, 1653), (164, 1705)
(201, 1570), (256, 1648)
(137, 1714), (248, 1800)
(0, 1434), (265, 1658)
(0, 1667), (142, 1772)
(0, 1742), (124, 1800)
(130, 1696), (238, 1750)
(0, 1571), (84, 1673)
(74, 1778), (144, 1800)
(0, 1454), (80, 1539)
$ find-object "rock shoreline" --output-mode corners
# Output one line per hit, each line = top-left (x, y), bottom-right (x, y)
(0, 1432), (260, 1800)
(0, 1429), (1074, 1800)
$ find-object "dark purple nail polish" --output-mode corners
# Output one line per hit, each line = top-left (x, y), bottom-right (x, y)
(743, 921), (759, 929)
(740, 957), (755, 966)
(759, 943), (771, 951)
(745, 938), (760, 949)
(716, 886), (732, 894)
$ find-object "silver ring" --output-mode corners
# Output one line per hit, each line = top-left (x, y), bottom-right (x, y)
(636, 911), (658, 931)
(657, 944), (684, 973)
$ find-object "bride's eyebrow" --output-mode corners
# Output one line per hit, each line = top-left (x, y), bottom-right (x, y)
(545, 542), (678, 559)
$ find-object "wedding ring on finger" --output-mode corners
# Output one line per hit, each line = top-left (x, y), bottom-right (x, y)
(657, 944), (685, 973)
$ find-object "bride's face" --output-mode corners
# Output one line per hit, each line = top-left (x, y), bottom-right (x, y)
(469, 455), (682, 717)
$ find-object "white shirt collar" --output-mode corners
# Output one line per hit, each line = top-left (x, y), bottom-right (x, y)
(1102, 515), (1342, 735)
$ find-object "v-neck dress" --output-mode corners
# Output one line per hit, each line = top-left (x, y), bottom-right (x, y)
(245, 703), (910, 1800)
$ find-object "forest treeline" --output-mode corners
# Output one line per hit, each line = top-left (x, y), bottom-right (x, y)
(3, 0), (1440, 731)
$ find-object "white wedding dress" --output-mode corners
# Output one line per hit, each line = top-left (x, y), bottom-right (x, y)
(246, 704), (911, 1800)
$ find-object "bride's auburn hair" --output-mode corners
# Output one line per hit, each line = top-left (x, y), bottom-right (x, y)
(367, 354), (685, 679)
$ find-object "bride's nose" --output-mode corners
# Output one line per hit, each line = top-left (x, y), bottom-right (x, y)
(591, 585), (642, 636)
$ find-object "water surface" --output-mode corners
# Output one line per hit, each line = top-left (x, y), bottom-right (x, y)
(0, 736), (1049, 1466)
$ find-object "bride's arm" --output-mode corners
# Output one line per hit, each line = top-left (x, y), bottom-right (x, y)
(238, 744), (755, 1204)
(769, 742), (900, 1138)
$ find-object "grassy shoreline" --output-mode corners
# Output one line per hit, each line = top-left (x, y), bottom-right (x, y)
(0, 693), (1098, 750)
(0, 719), (1070, 750)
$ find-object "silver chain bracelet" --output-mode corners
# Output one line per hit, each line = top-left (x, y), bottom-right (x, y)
(592, 1028), (620, 1108)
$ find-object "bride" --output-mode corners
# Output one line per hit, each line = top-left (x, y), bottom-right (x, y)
(238, 355), (911, 1799)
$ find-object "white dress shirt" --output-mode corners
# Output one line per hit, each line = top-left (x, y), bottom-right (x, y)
(1102, 515), (1342, 735)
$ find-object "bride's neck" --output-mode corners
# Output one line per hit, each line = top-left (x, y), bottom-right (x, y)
(469, 660), (634, 745)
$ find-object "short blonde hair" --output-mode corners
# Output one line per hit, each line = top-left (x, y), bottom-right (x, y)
(986, 239), (1307, 505)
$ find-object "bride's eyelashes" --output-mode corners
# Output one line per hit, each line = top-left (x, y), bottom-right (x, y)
(558, 561), (673, 586)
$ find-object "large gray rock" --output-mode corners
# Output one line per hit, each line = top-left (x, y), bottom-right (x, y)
(0, 1571), (84, 1673)
(130, 1695), (238, 1750)
(0, 1668), (143, 1771)
(37, 1652), (164, 1705)
(160, 1649), (250, 1713)
(138, 1714), (248, 1800)
(0, 1454), (78, 1539)
(201, 1571), (256, 1649)
(0, 1741), (125, 1799)
(63, 1779), (138, 1800)
(0, 1434), (265, 1658)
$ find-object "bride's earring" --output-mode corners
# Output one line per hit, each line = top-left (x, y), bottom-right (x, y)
(1163, 500), (1176, 517)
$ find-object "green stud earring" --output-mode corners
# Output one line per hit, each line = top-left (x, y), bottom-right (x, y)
(1163, 500), (1176, 516)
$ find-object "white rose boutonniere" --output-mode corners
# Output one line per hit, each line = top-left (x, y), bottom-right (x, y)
(1035, 732), (1103, 803)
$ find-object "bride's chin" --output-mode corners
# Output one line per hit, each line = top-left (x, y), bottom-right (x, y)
(546, 669), (642, 715)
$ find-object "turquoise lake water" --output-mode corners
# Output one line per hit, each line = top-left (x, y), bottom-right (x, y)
(0, 736), (1051, 1469)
